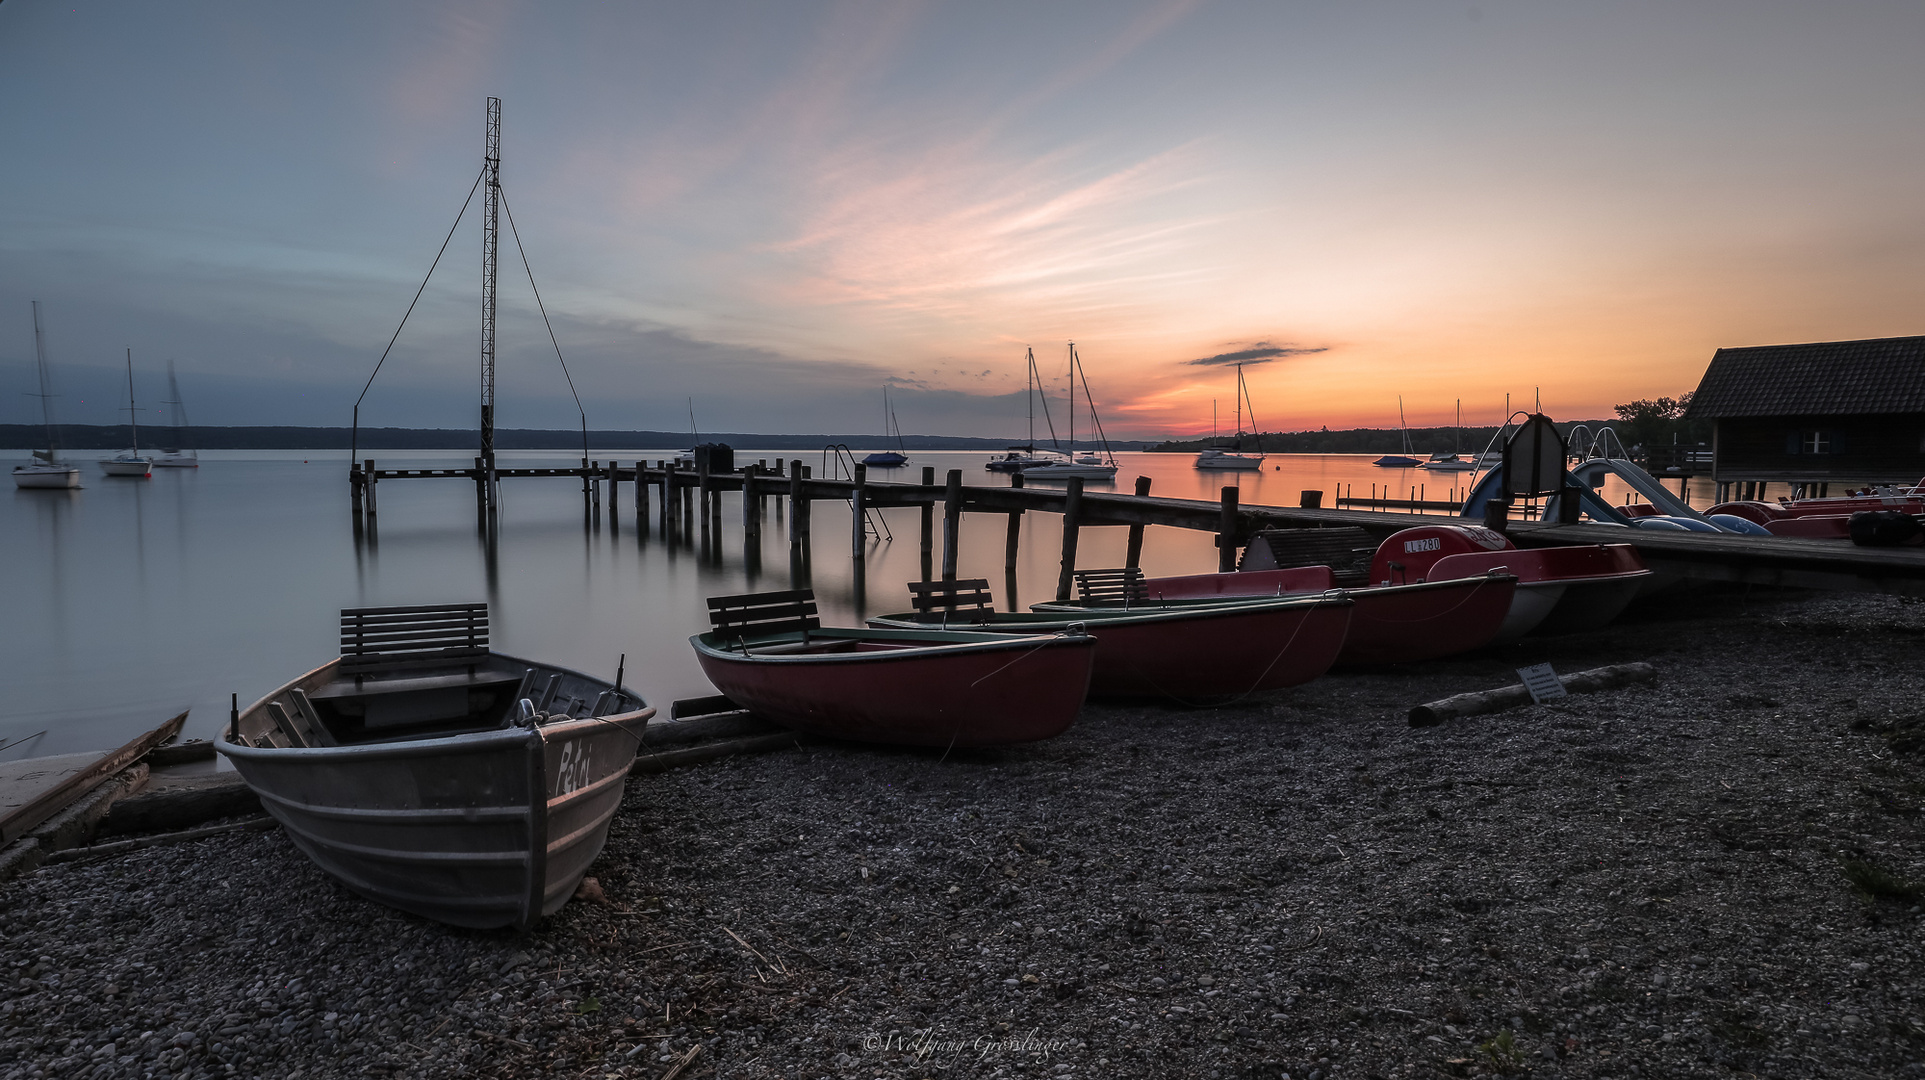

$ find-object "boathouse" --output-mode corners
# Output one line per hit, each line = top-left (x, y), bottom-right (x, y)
(1684, 334), (1925, 498)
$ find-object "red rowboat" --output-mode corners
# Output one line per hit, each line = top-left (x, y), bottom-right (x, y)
(1036, 566), (1517, 665)
(868, 587), (1353, 701)
(1389, 525), (1653, 637)
(692, 590), (1095, 748)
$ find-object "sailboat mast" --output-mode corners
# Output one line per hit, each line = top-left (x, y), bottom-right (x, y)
(125, 349), (140, 454)
(1066, 343), (1075, 452)
(31, 301), (56, 458)
(1239, 363), (1263, 456)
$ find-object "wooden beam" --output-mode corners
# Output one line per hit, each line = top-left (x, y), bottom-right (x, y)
(1126, 475), (1151, 569)
(941, 469), (963, 580)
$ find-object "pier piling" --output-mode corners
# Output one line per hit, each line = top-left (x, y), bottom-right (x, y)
(1218, 486), (1239, 572)
(851, 463), (868, 561)
(1125, 475), (1151, 569)
(919, 467), (935, 581)
(941, 469), (963, 580)
(789, 460), (807, 548)
(1055, 477), (1084, 601)
(1005, 470), (1024, 574)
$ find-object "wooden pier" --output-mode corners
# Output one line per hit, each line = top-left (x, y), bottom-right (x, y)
(348, 459), (1925, 599)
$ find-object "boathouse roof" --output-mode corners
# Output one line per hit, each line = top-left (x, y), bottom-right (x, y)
(1686, 335), (1925, 418)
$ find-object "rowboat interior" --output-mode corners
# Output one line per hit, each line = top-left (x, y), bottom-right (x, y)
(233, 605), (642, 748)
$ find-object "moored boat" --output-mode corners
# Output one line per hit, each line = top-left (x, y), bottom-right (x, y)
(13, 301), (82, 491)
(692, 589), (1095, 747)
(218, 603), (653, 930)
(100, 349), (152, 478)
(869, 583), (1353, 701)
(1384, 525), (1652, 638)
(1032, 564), (1519, 666)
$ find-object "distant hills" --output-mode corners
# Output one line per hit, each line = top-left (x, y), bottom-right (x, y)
(0, 424), (1155, 452)
(1147, 421), (1617, 456)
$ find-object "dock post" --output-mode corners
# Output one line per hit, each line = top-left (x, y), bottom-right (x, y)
(942, 468), (963, 580)
(743, 464), (762, 543)
(1218, 486), (1239, 572)
(919, 466), (936, 581)
(851, 463), (868, 561)
(365, 459), (378, 516)
(1055, 478), (1084, 601)
(350, 463), (364, 515)
(1125, 475), (1151, 569)
(607, 463), (618, 518)
(789, 460), (807, 548)
(636, 462), (648, 527)
(1006, 470), (1024, 573)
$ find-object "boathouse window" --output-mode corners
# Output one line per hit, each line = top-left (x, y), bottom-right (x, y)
(1785, 430), (1838, 454)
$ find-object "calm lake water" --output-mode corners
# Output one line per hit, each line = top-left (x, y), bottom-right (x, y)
(1, 448), (1700, 758)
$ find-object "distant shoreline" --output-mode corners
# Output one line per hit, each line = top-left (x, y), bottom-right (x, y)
(0, 424), (1153, 453)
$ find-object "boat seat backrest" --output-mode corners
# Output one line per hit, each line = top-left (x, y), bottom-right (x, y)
(339, 603), (490, 675)
(1073, 568), (1148, 604)
(905, 578), (996, 622)
(1238, 527), (1375, 586)
(707, 589), (820, 643)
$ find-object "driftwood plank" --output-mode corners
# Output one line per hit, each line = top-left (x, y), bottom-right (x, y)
(0, 711), (186, 845)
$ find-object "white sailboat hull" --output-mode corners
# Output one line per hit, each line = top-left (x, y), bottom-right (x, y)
(153, 450), (198, 468)
(1195, 452), (1264, 470)
(100, 457), (152, 477)
(13, 464), (81, 489)
(1023, 463), (1117, 480)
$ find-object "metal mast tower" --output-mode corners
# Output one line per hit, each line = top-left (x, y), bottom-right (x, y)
(480, 96), (501, 505)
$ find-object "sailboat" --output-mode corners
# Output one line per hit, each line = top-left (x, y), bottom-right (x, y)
(100, 349), (153, 477)
(1419, 399), (1477, 471)
(1023, 343), (1118, 480)
(986, 348), (1062, 472)
(860, 386), (909, 468)
(1373, 397), (1424, 467)
(12, 301), (82, 490)
(1194, 363), (1266, 470)
(153, 359), (198, 468)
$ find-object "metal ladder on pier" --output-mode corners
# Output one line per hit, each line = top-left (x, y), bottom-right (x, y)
(821, 444), (892, 541)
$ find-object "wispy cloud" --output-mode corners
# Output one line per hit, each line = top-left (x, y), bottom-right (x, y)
(1186, 342), (1327, 367)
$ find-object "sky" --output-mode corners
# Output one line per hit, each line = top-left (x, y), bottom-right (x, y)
(1, 1), (1921, 440)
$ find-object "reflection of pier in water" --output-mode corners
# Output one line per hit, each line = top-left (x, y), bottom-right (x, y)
(348, 455), (1925, 600)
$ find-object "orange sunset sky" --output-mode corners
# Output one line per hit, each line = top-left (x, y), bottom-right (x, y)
(3, 2), (1922, 438)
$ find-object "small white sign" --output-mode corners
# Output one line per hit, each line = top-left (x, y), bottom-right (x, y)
(1517, 663), (1568, 704)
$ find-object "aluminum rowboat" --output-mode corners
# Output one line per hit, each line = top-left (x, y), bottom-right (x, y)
(218, 605), (652, 930)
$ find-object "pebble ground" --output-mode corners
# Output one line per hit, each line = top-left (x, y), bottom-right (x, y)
(3, 587), (1922, 1080)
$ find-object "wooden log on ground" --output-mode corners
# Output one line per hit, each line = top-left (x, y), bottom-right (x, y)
(145, 739), (215, 768)
(630, 733), (804, 774)
(97, 772), (261, 837)
(44, 815), (276, 865)
(0, 711), (185, 844)
(636, 711), (784, 750)
(1408, 662), (1659, 727)
(33, 763), (150, 846)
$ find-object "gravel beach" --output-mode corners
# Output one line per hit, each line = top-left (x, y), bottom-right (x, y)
(3, 586), (1922, 1080)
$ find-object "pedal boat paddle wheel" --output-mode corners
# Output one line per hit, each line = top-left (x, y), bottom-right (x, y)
(218, 604), (653, 930)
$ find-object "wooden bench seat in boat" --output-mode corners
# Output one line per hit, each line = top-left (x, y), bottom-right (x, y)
(1237, 527), (1375, 585)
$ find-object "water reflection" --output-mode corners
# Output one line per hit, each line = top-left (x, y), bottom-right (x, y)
(2, 449), (1698, 756)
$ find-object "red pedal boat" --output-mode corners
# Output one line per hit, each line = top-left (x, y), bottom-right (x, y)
(691, 589), (1095, 748)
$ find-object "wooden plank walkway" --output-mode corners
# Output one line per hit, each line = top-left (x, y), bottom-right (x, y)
(348, 458), (1925, 597)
